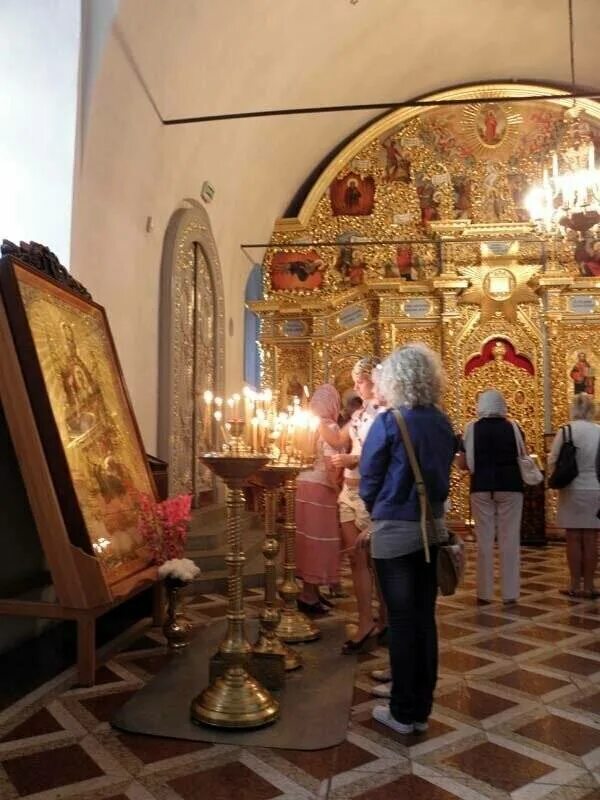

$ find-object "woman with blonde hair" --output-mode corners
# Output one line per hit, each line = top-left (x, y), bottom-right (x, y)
(549, 392), (600, 598)
(359, 344), (456, 735)
(320, 356), (387, 652)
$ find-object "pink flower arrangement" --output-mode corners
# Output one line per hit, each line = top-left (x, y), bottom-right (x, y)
(136, 492), (193, 564)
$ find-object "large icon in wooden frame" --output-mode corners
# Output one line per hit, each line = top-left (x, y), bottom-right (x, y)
(0, 257), (157, 587)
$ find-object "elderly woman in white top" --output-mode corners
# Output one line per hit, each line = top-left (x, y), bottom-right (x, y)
(549, 393), (600, 599)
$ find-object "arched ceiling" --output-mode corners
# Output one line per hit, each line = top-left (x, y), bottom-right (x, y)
(114, 0), (600, 122)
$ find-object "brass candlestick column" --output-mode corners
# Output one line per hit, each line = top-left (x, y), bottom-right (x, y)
(190, 453), (279, 729)
(252, 465), (302, 671)
(276, 468), (320, 643)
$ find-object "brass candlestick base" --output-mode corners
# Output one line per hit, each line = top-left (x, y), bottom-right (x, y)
(191, 454), (279, 729)
(251, 465), (302, 671)
(275, 469), (320, 644)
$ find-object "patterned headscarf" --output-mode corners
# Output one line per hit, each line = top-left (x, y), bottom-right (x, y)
(310, 383), (340, 422)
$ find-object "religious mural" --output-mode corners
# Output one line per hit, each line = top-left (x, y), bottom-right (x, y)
(270, 250), (325, 291)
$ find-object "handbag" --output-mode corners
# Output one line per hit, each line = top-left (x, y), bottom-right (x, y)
(511, 422), (543, 486)
(548, 424), (578, 489)
(391, 409), (465, 596)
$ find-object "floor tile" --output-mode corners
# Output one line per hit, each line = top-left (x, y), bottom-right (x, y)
(354, 773), (461, 799)
(443, 740), (553, 792)
(491, 668), (569, 695)
(439, 649), (495, 672)
(2, 743), (104, 795)
(437, 685), (517, 719)
(540, 652), (600, 676)
(0, 707), (64, 742)
(168, 761), (281, 800)
(117, 731), (212, 763)
(475, 636), (536, 656)
(516, 713), (600, 755)
(279, 740), (377, 780)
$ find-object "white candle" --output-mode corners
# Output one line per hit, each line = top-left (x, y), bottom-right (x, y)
(251, 417), (258, 452)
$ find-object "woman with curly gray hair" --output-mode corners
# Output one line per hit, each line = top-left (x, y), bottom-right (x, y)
(359, 344), (456, 736)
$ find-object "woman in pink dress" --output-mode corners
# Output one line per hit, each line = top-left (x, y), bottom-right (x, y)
(296, 384), (344, 614)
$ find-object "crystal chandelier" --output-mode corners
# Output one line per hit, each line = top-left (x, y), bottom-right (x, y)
(525, 106), (600, 234)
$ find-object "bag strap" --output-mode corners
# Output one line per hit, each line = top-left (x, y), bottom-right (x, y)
(511, 421), (526, 458)
(391, 409), (431, 564)
(595, 427), (600, 484)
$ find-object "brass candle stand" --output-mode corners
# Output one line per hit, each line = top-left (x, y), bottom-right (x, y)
(251, 465), (302, 671)
(275, 464), (321, 644)
(190, 453), (279, 729)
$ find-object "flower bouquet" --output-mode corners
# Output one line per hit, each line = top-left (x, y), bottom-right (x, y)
(136, 493), (198, 648)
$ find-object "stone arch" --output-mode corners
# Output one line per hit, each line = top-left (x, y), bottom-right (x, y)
(158, 202), (225, 503)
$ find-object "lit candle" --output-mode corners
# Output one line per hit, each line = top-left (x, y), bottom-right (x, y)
(232, 392), (241, 422)
(226, 397), (234, 422)
(552, 152), (558, 178)
(264, 388), (273, 414)
(251, 417), (258, 452)
(589, 141), (595, 172)
(214, 410), (223, 450)
(202, 389), (213, 448)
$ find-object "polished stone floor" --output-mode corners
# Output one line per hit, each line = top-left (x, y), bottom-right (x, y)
(2, 543), (600, 799)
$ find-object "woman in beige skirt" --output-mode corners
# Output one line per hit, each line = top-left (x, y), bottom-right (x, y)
(549, 393), (600, 598)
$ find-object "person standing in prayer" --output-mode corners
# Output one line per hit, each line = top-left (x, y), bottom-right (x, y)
(549, 393), (600, 598)
(359, 344), (455, 735)
(296, 384), (344, 615)
(457, 389), (523, 604)
(321, 356), (386, 653)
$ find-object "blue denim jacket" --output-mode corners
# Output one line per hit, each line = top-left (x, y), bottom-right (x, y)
(359, 406), (456, 522)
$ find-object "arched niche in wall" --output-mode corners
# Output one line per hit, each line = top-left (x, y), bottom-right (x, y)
(158, 202), (225, 505)
(244, 264), (262, 388)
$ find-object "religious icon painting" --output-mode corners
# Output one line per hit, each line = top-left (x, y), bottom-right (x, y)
(270, 250), (325, 291)
(279, 365), (310, 407)
(330, 171), (375, 216)
(568, 348), (598, 398)
(0, 257), (157, 587)
(379, 136), (412, 183)
(335, 232), (366, 286)
(574, 235), (600, 276)
(461, 102), (522, 159)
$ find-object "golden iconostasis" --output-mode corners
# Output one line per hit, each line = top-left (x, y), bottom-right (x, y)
(250, 84), (600, 527)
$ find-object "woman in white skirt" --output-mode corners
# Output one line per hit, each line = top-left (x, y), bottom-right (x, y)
(549, 393), (600, 598)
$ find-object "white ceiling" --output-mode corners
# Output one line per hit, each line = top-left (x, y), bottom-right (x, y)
(115, 0), (600, 122)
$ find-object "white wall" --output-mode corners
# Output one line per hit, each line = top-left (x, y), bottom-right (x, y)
(0, 0), (80, 265)
(71, 0), (600, 455)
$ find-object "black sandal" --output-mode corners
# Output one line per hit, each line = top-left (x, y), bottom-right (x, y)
(297, 598), (330, 616)
(342, 627), (378, 655)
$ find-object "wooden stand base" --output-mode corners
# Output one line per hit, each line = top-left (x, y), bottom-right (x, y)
(0, 567), (161, 686)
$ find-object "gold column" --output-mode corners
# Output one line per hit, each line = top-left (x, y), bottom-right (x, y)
(190, 453), (279, 728)
(275, 470), (320, 643)
(252, 465), (302, 670)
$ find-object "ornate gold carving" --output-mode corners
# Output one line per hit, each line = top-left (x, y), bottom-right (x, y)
(159, 207), (225, 502)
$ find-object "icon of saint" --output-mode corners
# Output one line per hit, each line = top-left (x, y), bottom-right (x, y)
(570, 351), (595, 395)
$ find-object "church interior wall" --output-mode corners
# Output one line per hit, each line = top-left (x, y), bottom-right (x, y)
(69, 0), (600, 456)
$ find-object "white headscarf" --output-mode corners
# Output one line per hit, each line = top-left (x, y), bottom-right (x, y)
(464, 389), (508, 471)
(476, 389), (507, 418)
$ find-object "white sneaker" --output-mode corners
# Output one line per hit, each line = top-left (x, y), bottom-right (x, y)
(370, 668), (392, 682)
(413, 720), (429, 733)
(372, 705), (413, 735)
(370, 682), (391, 698)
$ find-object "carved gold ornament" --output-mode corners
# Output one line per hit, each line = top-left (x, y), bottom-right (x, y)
(458, 241), (541, 321)
(460, 103), (523, 160)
